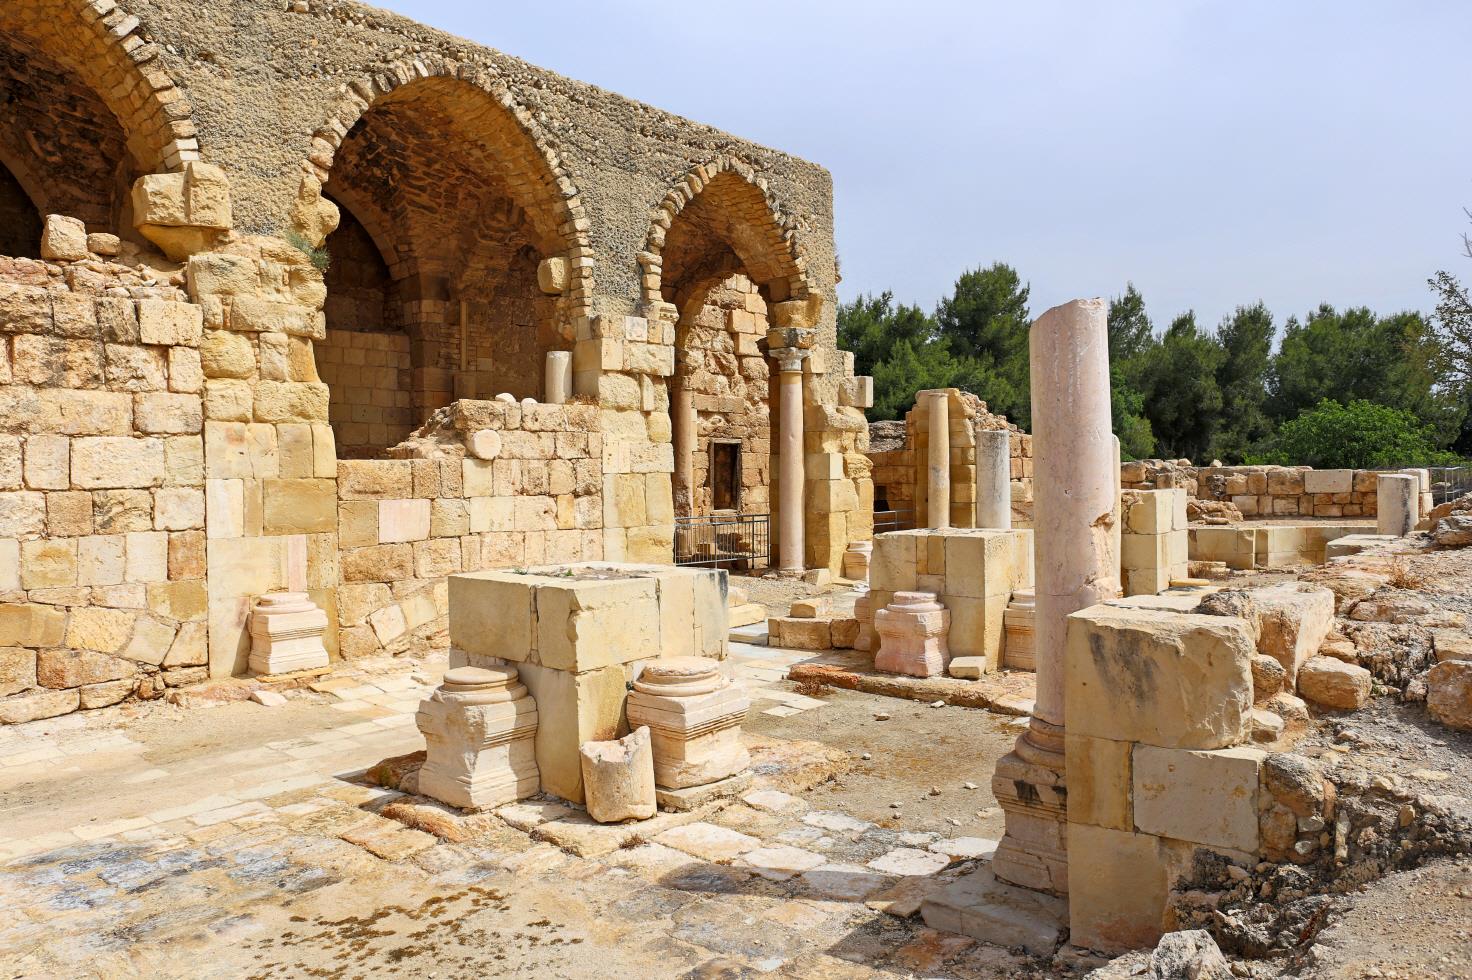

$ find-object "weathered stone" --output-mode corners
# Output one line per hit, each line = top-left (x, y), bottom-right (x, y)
(1297, 656), (1372, 711)
(1066, 606), (1254, 750)
(1132, 745), (1265, 851)
(580, 726), (657, 823)
(1426, 659), (1472, 732)
(626, 657), (750, 789)
(40, 215), (88, 261)
(249, 593), (330, 675)
(0, 687), (79, 724)
(874, 591), (950, 678)
(417, 665), (540, 810)
(36, 649), (136, 689)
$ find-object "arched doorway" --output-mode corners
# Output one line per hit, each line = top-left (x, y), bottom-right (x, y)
(312, 74), (580, 458)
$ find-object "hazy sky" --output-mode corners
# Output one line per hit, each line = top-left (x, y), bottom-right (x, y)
(380, 0), (1472, 332)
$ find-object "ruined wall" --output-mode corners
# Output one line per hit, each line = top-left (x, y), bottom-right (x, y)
(335, 399), (603, 660)
(680, 275), (771, 516)
(866, 393), (1032, 528)
(1122, 461), (1387, 520)
(315, 328), (413, 458)
(0, 253), (210, 724)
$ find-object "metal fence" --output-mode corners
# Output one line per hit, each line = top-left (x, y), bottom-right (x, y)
(873, 508), (916, 534)
(1378, 465), (1472, 508)
(674, 513), (771, 570)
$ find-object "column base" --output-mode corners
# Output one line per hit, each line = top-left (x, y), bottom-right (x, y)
(990, 717), (1069, 895)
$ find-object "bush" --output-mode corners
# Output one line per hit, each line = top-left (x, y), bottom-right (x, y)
(1250, 399), (1463, 469)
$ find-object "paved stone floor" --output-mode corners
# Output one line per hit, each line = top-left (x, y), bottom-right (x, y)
(0, 639), (1054, 978)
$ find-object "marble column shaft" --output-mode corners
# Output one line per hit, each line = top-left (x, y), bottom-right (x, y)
(926, 391), (951, 529)
(775, 347), (808, 573)
(975, 428), (1012, 530)
(673, 382), (696, 514)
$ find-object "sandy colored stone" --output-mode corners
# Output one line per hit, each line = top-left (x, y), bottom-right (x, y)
(1064, 734), (1132, 832)
(1066, 606), (1254, 750)
(1297, 656), (1372, 711)
(580, 726), (657, 823)
(1426, 660), (1472, 732)
(1251, 582), (1335, 684)
(1066, 824), (1167, 954)
(0, 688), (80, 724)
(1132, 745), (1264, 850)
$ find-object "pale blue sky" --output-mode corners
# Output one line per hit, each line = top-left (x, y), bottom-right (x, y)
(380, 0), (1472, 332)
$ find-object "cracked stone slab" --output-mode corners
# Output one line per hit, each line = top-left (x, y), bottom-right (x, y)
(867, 847), (951, 876)
(654, 822), (763, 862)
(928, 837), (999, 861)
(801, 810), (872, 836)
(736, 845), (827, 880)
(800, 862), (890, 900)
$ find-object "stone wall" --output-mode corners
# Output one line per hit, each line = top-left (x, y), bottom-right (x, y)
(336, 399), (604, 661)
(866, 393), (1032, 527)
(1122, 461), (1386, 519)
(0, 253), (210, 723)
(315, 328), (413, 458)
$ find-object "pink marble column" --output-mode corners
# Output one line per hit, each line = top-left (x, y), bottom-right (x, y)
(774, 347), (809, 573)
(991, 298), (1119, 895)
(673, 381), (696, 515)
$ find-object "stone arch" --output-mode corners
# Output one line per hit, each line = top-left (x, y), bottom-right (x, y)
(639, 155), (813, 310)
(0, 0), (200, 246)
(651, 158), (811, 522)
(306, 64), (593, 457)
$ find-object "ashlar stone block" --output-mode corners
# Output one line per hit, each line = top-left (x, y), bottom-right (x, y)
(1131, 744), (1265, 851)
(1066, 605), (1254, 750)
(417, 665), (540, 811)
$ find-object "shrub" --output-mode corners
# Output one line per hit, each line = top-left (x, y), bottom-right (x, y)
(1250, 399), (1463, 469)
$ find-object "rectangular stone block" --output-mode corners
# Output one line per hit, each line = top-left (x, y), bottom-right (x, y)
(71, 437), (166, 490)
(1125, 491), (1173, 535)
(1303, 469), (1353, 494)
(1064, 734), (1133, 832)
(1132, 745), (1264, 851)
(378, 498), (432, 543)
(263, 479), (336, 534)
(1066, 606), (1254, 749)
(1067, 823), (1167, 954)
(137, 300), (203, 347)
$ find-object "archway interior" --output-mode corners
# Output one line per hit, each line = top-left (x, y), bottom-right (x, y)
(316, 76), (569, 458)
(662, 172), (797, 518)
(0, 26), (137, 255)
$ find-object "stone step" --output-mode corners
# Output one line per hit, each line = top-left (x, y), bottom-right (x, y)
(920, 867), (1067, 956)
(729, 622), (768, 646)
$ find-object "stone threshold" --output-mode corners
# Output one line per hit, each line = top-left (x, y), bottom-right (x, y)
(786, 662), (1036, 715)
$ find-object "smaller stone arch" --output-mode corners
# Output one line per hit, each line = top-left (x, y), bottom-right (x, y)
(638, 155), (814, 310)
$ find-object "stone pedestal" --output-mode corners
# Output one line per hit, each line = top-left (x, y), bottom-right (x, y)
(992, 297), (1118, 897)
(544, 350), (572, 404)
(416, 665), (540, 811)
(853, 587), (875, 652)
(1377, 473), (1418, 537)
(976, 428), (1012, 530)
(626, 656), (750, 789)
(1003, 589), (1036, 671)
(449, 562), (727, 803)
(580, 726), (657, 823)
(874, 591), (951, 677)
(926, 390), (951, 529)
(248, 592), (330, 676)
(843, 540), (873, 581)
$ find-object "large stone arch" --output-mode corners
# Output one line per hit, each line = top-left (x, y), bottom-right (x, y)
(305, 64), (595, 457)
(649, 157), (815, 522)
(0, 0), (200, 245)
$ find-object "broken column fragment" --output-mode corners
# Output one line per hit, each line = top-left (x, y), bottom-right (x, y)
(580, 726), (657, 823)
(416, 665), (541, 811)
(626, 656), (750, 789)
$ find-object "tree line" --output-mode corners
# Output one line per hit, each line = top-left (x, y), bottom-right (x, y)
(839, 261), (1472, 468)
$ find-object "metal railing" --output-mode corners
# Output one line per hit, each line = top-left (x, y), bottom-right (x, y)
(873, 508), (916, 534)
(674, 513), (771, 570)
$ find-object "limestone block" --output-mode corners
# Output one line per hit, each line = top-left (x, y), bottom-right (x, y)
(627, 657), (750, 789)
(71, 437), (166, 490)
(65, 606), (134, 654)
(768, 616), (833, 650)
(22, 538), (78, 589)
(40, 215), (89, 261)
(1066, 824), (1167, 954)
(36, 648), (135, 689)
(378, 498), (432, 543)
(0, 647), (36, 697)
(1251, 582), (1335, 684)
(1064, 734), (1132, 832)
(262, 479), (336, 535)
(790, 597), (830, 619)
(24, 435), (69, 491)
(871, 531), (919, 592)
(138, 301), (203, 347)
(254, 381), (329, 423)
(0, 688), (79, 725)
(942, 592), (1009, 667)
(200, 330), (256, 379)
(874, 591), (950, 678)
(537, 256), (568, 295)
(249, 592), (330, 675)
(1065, 606), (1254, 750)
(0, 604), (66, 648)
(0, 491), (46, 537)
(1427, 660), (1472, 732)
(1132, 745), (1265, 850)
(154, 487), (205, 531)
(1303, 469), (1353, 494)
(580, 726), (658, 823)
(1126, 491), (1174, 535)
(417, 665), (540, 810)
(135, 392), (203, 435)
(288, 173), (338, 247)
(1296, 656), (1372, 711)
